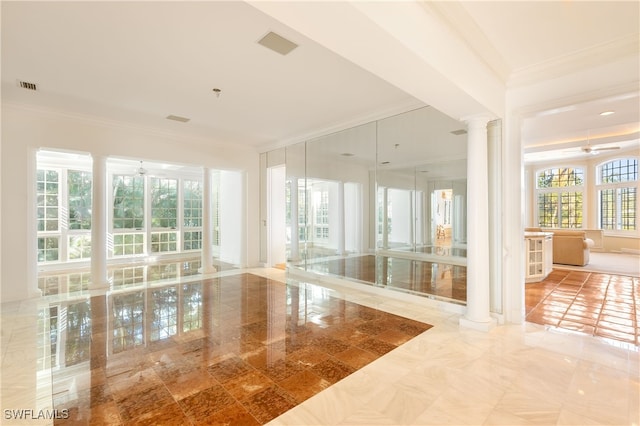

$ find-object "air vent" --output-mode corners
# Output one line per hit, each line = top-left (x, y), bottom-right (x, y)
(17, 80), (38, 91)
(166, 115), (190, 123)
(450, 129), (467, 135)
(258, 31), (298, 55)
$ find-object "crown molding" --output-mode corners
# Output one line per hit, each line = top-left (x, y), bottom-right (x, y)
(508, 34), (639, 89)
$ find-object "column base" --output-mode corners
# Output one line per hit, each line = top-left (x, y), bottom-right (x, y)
(199, 266), (218, 274)
(459, 316), (497, 332)
(89, 282), (110, 291)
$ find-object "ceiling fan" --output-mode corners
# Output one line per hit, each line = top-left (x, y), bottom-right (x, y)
(578, 131), (621, 155)
(580, 142), (620, 155)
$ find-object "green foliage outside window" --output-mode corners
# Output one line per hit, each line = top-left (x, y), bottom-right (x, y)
(537, 167), (584, 188)
(151, 178), (178, 228)
(183, 180), (202, 228)
(68, 170), (92, 230)
(113, 175), (144, 229)
(38, 237), (59, 262)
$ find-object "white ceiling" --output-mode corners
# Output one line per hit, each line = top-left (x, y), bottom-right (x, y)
(2, 1), (639, 161)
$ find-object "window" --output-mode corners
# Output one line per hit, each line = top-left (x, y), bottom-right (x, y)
(37, 159), (93, 264)
(149, 177), (178, 253)
(536, 167), (584, 228)
(151, 231), (177, 253)
(113, 175), (144, 229)
(298, 185), (308, 241)
(597, 158), (637, 231)
(67, 170), (92, 230)
(313, 189), (329, 240)
(37, 169), (59, 232)
(183, 180), (202, 250)
(150, 178), (178, 228)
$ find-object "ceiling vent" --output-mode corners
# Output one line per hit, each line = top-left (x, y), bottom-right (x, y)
(258, 31), (298, 55)
(450, 129), (467, 135)
(166, 115), (190, 123)
(17, 80), (38, 91)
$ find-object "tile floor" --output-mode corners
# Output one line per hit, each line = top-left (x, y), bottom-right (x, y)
(30, 273), (434, 425)
(525, 269), (639, 346)
(2, 267), (639, 425)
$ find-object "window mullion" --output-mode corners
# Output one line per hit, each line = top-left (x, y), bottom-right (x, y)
(145, 176), (151, 255)
(60, 168), (68, 262)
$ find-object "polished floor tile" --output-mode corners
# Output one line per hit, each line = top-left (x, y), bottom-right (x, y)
(43, 273), (432, 424)
(3, 267), (639, 425)
(526, 269), (639, 345)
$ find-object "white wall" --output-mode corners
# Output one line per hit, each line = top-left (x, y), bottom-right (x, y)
(1, 105), (260, 302)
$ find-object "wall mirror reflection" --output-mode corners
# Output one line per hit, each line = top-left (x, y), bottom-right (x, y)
(273, 106), (470, 304)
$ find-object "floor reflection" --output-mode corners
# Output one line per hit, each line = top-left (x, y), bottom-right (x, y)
(48, 273), (433, 424)
(303, 255), (467, 303)
(38, 257), (235, 296)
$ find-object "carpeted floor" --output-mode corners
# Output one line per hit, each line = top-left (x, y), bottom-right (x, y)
(552, 252), (639, 277)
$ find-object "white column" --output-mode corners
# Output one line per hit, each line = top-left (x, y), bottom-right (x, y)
(90, 155), (108, 289)
(290, 177), (300, 261)
(460, 115), (497, 331)
(201, 167), (216, 274)
(336, 181), (346, 255)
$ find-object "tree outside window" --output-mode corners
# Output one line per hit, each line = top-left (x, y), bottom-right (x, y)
(37, 165), (93, 263)
(598, 158), (637, 231)
(536, 167), (584, 228)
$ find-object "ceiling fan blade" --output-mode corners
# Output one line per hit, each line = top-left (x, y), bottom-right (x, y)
(593, 146), (620, 151)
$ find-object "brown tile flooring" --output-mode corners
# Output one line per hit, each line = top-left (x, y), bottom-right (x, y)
(51, 273), (432, 425)
(525, 269), (639, 345)
(304, 255), (467, 303)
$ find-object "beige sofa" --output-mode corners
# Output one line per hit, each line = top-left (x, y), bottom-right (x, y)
(525, 228), (594, 266)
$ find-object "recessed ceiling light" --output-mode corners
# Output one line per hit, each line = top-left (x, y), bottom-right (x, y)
(381, 161), (390, 165)
(340, 153), (354, 157)
(599, 111), (615, 116)
(450, 129), (467, 135)
(166, 115), (190, 123)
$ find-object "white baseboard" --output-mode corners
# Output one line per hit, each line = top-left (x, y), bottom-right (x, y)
(621, 248), (640, 255)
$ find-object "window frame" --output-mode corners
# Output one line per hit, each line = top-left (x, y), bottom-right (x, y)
(37, 157), (93, 265)
(534, 166), (586, 229)
(596, 157), (638, 235)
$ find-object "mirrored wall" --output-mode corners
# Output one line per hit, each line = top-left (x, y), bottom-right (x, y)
(265, 106), (473, 305)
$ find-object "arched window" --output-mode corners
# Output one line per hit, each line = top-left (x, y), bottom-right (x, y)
(597, 158), (637, 231)
(535, 167), (584, 228)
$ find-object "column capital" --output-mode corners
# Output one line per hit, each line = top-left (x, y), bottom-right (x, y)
(460, 113), (494, 128)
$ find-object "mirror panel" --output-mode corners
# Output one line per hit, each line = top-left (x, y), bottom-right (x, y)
(282, 106), (470, 305)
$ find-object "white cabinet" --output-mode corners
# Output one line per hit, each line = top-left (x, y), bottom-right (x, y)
(524, 232), (553, 283)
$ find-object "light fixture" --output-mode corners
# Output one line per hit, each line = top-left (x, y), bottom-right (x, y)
(212, 88), (222, 98)
(599, 111), (615, 116)
(340, 153), (354, 157)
